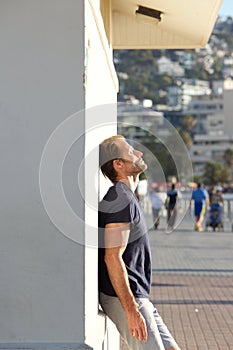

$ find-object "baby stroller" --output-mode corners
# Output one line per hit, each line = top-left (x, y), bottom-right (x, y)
(205, 203), (224, 231)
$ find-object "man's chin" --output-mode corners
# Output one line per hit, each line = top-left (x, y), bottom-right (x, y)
(141, 162), (148, 171)
(138, 163), (148, 173)
(132, 160), (147, 175)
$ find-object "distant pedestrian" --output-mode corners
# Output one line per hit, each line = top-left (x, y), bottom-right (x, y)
(165, 184), (178, 229)
(150, 189), (163, 229)
(209, 186), (224, 216)
(210, 187), (223, 207)
(190, 183), (209, 231)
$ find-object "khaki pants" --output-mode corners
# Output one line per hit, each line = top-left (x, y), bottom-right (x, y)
(99, 292), (179, 350)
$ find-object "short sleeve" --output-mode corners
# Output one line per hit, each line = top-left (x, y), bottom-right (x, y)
(103, 203), (132, 225)
(99, 186), (135, 227)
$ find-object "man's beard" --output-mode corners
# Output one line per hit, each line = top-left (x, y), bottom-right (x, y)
(134, 159), (148, 173)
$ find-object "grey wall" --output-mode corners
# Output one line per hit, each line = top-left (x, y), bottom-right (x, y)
(0, 0), (85, 345)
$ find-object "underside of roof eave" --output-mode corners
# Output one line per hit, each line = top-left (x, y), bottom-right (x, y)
(112, 17), (204, 50)
(113, 42), (206, 50)
(111, 0), (223, 50)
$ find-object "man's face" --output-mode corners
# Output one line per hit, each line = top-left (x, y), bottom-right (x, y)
(117, 140), (147, 175)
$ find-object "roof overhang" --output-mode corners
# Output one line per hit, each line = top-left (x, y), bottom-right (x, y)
(112, 0), (223, 49)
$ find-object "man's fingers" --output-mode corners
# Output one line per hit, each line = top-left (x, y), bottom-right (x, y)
(140, 321), (148, 342)
(137, 314), (147, 341)
(128, 310), (148, 342)
(131, 324), (147, 342)
(143, 328), (147, 341)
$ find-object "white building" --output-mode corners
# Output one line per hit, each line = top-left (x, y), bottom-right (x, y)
(0, 1), (222, 350)
(190, 81), (233, 176)
(118, 101), (164, 139)
(167, 80), (212, 109)
(188, 96), (224, 134)
(157, 56), (185, 76)
(190, 134), (233, 176)
(223, 79), (233, 137)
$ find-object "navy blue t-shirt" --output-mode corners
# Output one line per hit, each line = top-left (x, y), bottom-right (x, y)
(98, 182), (152, 298)
(167, 189), (177, 205)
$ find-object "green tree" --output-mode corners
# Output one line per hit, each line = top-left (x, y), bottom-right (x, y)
(223, 148), (233, 168)
(178, 129), (193, 149)
(139, 133), (178, 180)
(202, 161), (231, 185)
(182, 115), (197, 132)
(223, 148), (233, 180)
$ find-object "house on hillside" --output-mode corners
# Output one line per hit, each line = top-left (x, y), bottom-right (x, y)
(157, 56), (185, 76)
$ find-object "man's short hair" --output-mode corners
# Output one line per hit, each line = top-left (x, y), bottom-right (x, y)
(99, 135), (125, 183)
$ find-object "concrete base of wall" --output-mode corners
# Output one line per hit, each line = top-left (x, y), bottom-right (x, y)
(0, 344), (93, 350)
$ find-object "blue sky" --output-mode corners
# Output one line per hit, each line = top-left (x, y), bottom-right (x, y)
(219, 0), (233, 17)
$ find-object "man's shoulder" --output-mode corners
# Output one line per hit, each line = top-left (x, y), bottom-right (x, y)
(102, 183), (133, 201)
(102, 185), (117, 201)
(99, 183), (136, 214)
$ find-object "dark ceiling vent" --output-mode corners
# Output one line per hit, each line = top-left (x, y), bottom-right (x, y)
(136, 5), (162, 22)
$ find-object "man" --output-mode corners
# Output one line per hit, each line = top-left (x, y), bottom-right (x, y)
(165, 184), (178, 230)
(151, 189), (163, 229)
(98, 135), (181, 350)
(190, 183), (209, 231)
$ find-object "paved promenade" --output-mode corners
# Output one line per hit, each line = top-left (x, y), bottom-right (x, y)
(121, 213), (233, 350)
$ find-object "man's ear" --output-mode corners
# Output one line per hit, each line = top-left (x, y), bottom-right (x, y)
(113, 159), (124, 170)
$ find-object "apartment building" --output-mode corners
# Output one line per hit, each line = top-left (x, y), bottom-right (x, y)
(190, 81), (233, 176)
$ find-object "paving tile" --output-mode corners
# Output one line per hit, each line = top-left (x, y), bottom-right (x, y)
(120, 216), (233, 350)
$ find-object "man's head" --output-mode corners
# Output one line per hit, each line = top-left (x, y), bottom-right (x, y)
(99, 135), (147, 183)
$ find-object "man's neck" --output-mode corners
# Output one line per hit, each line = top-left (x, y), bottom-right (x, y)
(116, 175), (139, 192)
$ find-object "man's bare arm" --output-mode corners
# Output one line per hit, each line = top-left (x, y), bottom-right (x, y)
(104, 222), (147, 342)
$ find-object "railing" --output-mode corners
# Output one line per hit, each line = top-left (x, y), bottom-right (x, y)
(141, 192), (233, 232)
(222, 195), (233, 225)
(176, 193), (233, 223)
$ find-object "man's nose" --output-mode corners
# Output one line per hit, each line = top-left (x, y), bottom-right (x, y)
(134, 150), (143, 158)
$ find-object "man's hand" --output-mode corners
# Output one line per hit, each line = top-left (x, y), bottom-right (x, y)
(126, 307), (147, 342)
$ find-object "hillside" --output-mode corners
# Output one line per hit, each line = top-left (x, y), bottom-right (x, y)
(114, 16), (233, 105)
